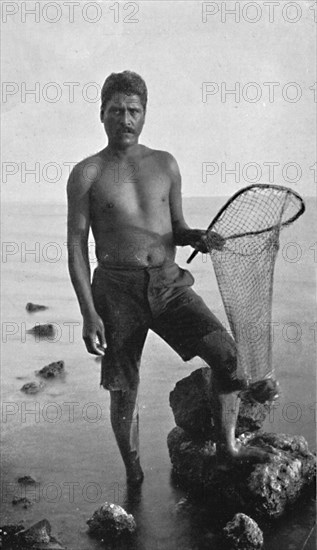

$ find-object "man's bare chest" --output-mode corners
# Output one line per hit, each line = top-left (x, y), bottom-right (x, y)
(91, 161), (171, 214)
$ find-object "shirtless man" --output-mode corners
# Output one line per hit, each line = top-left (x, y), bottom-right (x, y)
(67, 71), (270, 485)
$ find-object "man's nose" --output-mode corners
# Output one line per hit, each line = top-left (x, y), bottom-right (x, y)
(122, 110), (132, 126)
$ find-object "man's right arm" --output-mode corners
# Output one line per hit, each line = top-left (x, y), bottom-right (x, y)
(67, 162), (106, 356)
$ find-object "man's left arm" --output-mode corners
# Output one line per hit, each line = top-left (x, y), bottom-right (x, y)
(168, 154), (223, 252)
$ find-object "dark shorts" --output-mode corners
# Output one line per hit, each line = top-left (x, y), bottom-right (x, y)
(92, 262), (234, 391)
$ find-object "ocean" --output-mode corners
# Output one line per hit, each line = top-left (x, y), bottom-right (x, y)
(1, 197), (316, 549)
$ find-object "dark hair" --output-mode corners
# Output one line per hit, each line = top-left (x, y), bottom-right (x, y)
(101, 71), (147, 111)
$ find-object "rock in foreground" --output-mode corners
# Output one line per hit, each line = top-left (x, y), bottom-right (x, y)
(0, 519), (65, 549)
(167, 427), (316, 519)
(169, 367), (270, 440)
(0, 523), (25, 547)
(17, 519), (51, 545)
(87, 502), (136, 539)
(223, 513), (264, 549)
(36, 361), (65, 379)
(26, 302), (48, 312)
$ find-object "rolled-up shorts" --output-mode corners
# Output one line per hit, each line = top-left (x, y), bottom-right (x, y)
(92, 262), (236, 391)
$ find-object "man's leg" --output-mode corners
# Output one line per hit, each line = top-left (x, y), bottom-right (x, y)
(110, 388), (144, 484)
(196, 333), (272, 464)
(149, 267), (272, 465)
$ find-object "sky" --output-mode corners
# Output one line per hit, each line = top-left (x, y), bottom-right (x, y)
(1, 0), (316, 203)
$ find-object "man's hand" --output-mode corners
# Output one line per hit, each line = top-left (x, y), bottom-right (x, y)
(83, 312), (107, 356)
(187, 229), (225, 253)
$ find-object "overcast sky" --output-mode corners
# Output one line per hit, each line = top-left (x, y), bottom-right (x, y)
(2, 0), (316, 203)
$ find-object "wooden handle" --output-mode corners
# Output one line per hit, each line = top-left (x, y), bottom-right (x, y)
(186, 249), (198, 264)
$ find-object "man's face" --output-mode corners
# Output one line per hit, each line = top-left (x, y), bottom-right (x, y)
(100, 93), (145, 149)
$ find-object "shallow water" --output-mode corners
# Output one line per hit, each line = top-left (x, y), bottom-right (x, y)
(1, 198), (316, 549)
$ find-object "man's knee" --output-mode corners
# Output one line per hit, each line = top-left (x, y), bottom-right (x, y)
(196, 330), (236, 365)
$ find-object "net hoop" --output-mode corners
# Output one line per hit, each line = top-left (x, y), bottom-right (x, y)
(207, 184), (305, 240)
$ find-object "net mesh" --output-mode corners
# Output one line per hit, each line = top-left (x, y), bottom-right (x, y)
(207, 185), (304, 384)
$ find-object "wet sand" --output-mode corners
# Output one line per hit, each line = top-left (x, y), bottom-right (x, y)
(1, 198), (316, 549)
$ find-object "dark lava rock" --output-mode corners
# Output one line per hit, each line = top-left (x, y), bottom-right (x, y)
(26, 302), (48, 313)
(169, 367), (215, 440)
(20, 381), (46, 394)
(167, 428), (316, 519)
(87, 502), (136, 539)
(36, 361), (64, 379)
(0, 523), (25, 546)
(14, 519), (65, 549)
(223, 513), (264, 549)
(0, 520), (65, 549)
(169, 367), (270, 440)
(27, 324), (56, 338)
(12, 496), (33, 509)
(16, 519), (51, 545)
(17, 475), (37, 485)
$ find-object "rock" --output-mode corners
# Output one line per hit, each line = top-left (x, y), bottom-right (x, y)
(87, 502), (136, 539)
(0, 523), (25, 547)
(236, 398), (270, 437)
(169, 367), (215, 440)
(27, 324), (56, 338)
(26, 302), (48, 312)
(15, 519), (65, 549)
(16, 519), (51, 545)
(21, 381), (46, 394)
(246, 432), (316, 518)
(169, 367), (270, 440)
(168, 427), (218, 488)
(223, 513), (264, 549)
(36, 361), (65, 379)
(12, 496), (33, 508)
(17, 475), (37, 485)
(167, 428), (316, 519)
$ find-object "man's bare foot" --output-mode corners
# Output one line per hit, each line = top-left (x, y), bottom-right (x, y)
(126, 458), (144, 486)
(217, 440), (273, 470)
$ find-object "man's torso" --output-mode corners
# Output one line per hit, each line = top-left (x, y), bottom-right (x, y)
(87, 145), (176, 267)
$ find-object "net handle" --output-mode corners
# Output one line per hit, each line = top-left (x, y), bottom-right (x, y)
(187, 184), (305, 264)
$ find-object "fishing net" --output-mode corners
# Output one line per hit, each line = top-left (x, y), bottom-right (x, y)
(189, 184), (305, 390)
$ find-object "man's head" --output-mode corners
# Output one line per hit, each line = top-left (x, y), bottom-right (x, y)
(100, 71), (147, 113)
(100, 71), (147, 149)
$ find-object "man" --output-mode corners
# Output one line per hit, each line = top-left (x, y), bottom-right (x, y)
(67, 71), (270, 485)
